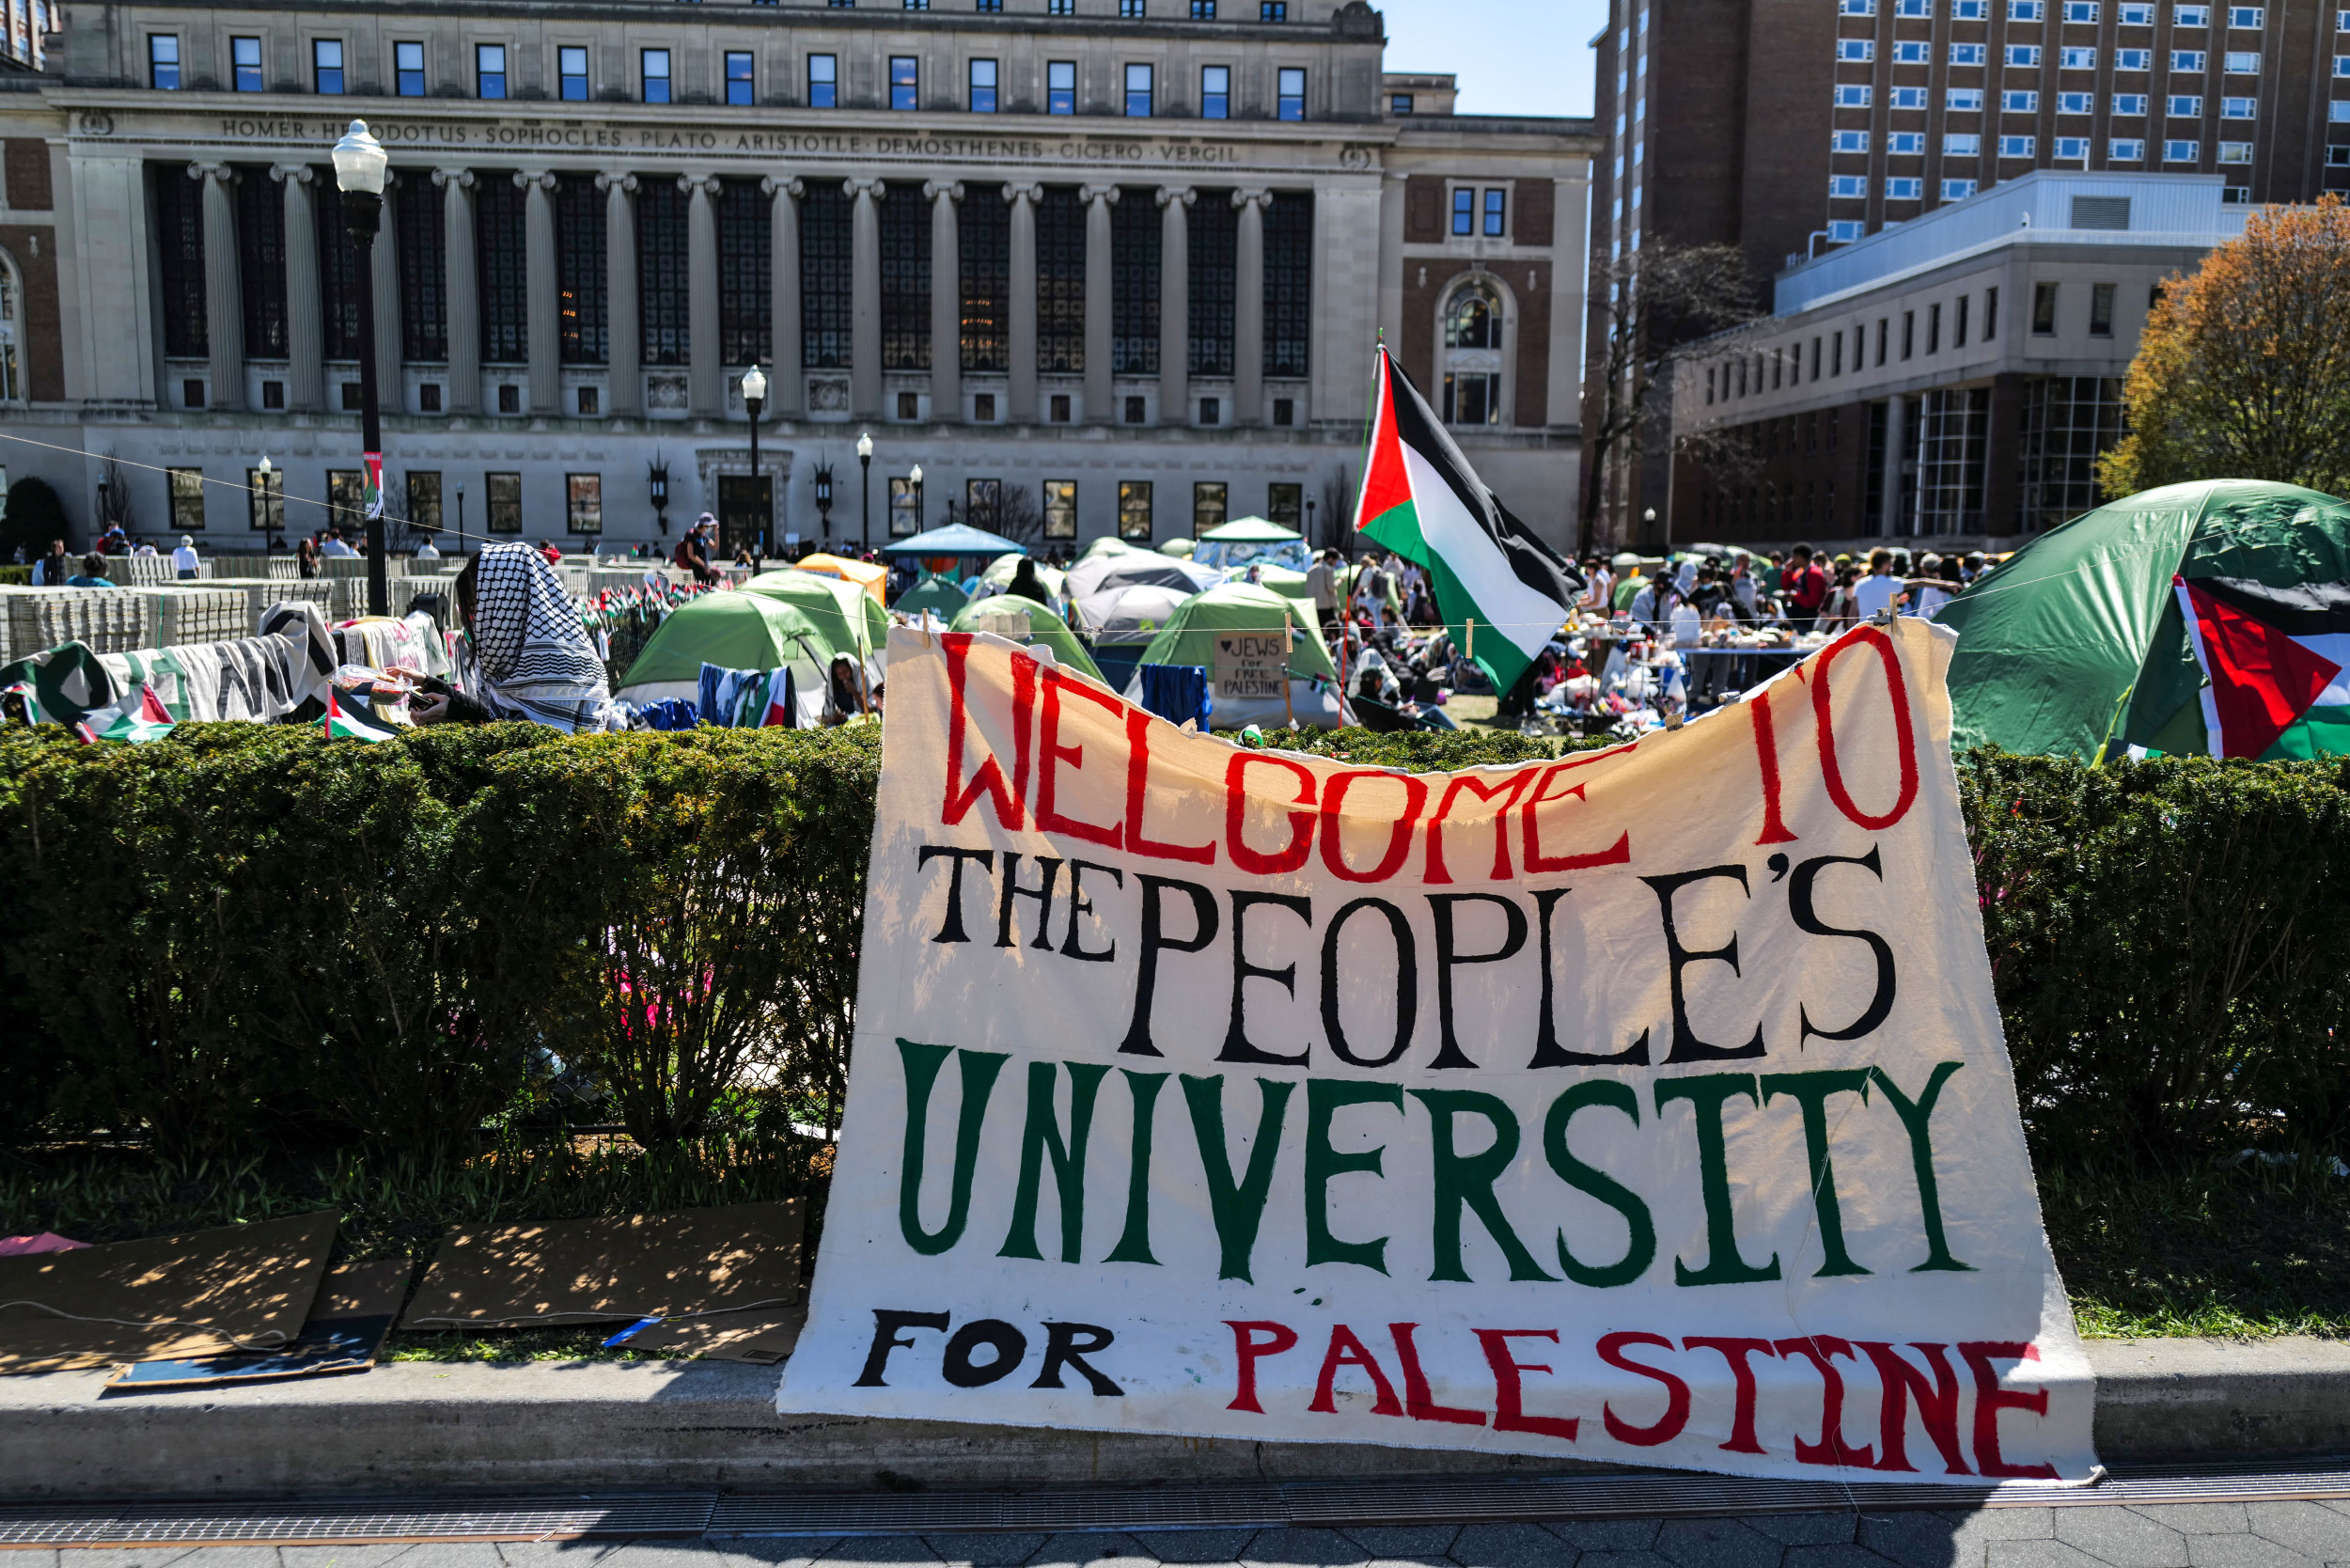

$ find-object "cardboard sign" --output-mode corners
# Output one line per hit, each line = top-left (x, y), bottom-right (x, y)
(1214, 630), (1290, 702)
(780, 621), (2096, 1484)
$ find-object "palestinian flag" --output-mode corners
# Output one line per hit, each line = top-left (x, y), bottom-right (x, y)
(1352, 345), (1583, 693)
(2175, 574), (2350, 759)
(321, 685), (398, 743)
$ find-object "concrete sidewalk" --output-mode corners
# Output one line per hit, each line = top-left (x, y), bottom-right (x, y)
(1, 1338), (2346, 1501)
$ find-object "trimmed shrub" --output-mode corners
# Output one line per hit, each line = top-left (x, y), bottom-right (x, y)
(1963, 749), (2350, 1157)
(467, 726), (881, 1149)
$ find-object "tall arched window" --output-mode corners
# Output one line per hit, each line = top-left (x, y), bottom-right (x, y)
(0, 253), (21, 403)
(1440, 277), (1502, 426)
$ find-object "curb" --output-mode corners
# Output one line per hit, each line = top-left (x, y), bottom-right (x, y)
(0, 1338), (2345, 1501)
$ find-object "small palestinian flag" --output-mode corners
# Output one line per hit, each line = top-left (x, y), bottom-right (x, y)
(2175, 574), (2350, 759)
(321, 685), (399, 743)
(1352, 346), (1583, 693)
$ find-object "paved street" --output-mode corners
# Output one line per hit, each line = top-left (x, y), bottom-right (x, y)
(19, 1503), (2350, 1568)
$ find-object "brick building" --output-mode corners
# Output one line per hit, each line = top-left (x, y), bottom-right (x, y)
(1585, 0), (2350, 551)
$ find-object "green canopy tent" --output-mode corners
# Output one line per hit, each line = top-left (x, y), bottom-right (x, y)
(1128, 581), (1342, 729)
(948, 592), (1107, 684)
(1193, 517), (1310, 575)
(1940, 478), (2350, 760)
(616, 589), (850, 716)
(1159, 538), (1197, 557)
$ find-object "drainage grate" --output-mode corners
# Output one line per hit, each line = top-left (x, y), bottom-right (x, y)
(0, 1460), (2345, 1548)
(0, 1494), (715, 1549)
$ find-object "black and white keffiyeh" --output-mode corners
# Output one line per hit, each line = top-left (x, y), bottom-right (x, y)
(467, 544), (624, 732)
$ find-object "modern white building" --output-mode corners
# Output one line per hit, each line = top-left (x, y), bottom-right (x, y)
(1667, 169), (2244, 544)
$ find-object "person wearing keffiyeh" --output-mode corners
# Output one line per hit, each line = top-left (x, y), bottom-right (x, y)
(411, 542), (628, 732)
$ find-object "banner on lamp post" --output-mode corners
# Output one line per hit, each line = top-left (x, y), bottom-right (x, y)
(364, 451), (384, 521)
(779, 619), (2097, 1485)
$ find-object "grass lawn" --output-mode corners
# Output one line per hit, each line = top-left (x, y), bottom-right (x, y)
(7, 1137), (2349, 1361)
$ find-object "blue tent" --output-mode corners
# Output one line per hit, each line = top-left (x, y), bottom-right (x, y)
(877, 523), (1027, 559)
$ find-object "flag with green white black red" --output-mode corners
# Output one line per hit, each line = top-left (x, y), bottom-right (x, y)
(2176, 573), (2350, 760)
(1350, 345), (1582, 693)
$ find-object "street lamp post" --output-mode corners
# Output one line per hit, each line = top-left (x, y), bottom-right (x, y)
(741, 364), (769, 558)
(454, 479), (465, 546)
(258, 455), (282, 550)
(813, 463), (835, 544)
(855, 431), (873, 553)
(910, 463), (924, 535)
(331, 119), (390, 618)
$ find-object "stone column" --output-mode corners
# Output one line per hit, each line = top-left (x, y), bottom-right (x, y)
(1155, 185), (1193, 428)
(189, 164), (244, 411)
(1004, 182), (1040, 423)
(274, 164), (323, 413)
(926, 180), (963, 421)
(763, 175), (804, 416)
(435, 168), (479, 415)
(1880, 394), (1905, 538)
(1080, 183), (1118, 423)
(847, 177), (884, 420)
(373, 177), (403, 412)
(1232, 187), (1270, 429)
(599, 172), (640, 417)
(520, 171), (558, 416)
(685, 175), (722, 418)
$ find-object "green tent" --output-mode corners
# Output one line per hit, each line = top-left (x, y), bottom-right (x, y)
(948, 593), (1106, 683)
(1081, 536), (1144, 563)
(894, 574), (969, 620)
(1941, 478), (2350, 760)
(742, 570), (876, 665)
(1129, 581), (1342, 729)
(618, 590), (840, 694)
(1159, 538), (1196, 557)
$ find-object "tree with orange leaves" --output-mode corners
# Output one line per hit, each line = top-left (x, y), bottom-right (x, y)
(2100, 195), (2350, 499)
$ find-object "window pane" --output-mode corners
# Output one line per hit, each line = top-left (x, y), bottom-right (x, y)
(1119, 480), (1152, 541)
(1277, 66), (1305, 118)
(487, 473), (523, 534)
(1202, 64), (1230, 118)
(478, 43), (506, 98)
(809, 53), (837, 106)
(891, 55), (918, 110)
(970, 57), (996, 111)
(1193, 480), (1228, 536)
(727, 50), (754, 105)
(1482, 187), (1506, 236)
(234, 37), (263, 91)
(1048, 59), (1076, 113)
(1043, 480), (1077, 540)
(643, 49), (670, 103)
(1451, 187), (1473, 234)
(1126, 62), (1152, 115)
(567, 474), (603, 535)
(395, 40), (424, 96)
(560, 46), (588, 101)
(150, 34), (180, 88)
(314, 39), (343, 94)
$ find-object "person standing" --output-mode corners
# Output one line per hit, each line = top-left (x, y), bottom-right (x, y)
(1306, 549), (1340, 631)
(414, 535), (441, 559)
(1853, 549), (1905, 619)
(33, 539), (70, 586)
(66, 553), (115, 588)
(171, 535), (201, 580)
(297, 537), (322, 578)
(1780, 543), (1829, 632)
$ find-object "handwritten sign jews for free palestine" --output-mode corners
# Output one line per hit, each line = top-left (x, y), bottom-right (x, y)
(779, 619), (2096, 1483)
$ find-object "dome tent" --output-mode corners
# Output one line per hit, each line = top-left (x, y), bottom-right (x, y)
(617, 589), (847, 720)
(948, 593), (1107, 683)
(1940, 478), (2350, 760)
(893, 573), (969, 621)
(743, 570), (877, 666)
(1127, 581), (1343, 729)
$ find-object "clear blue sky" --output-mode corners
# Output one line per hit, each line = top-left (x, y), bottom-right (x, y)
(1375, 0), (1604, 119)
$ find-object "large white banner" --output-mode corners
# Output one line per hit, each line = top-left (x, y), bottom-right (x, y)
(779, 619), (2096, 1483)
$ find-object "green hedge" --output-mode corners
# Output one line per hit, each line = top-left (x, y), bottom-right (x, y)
(2, 724), (2345, 1167)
